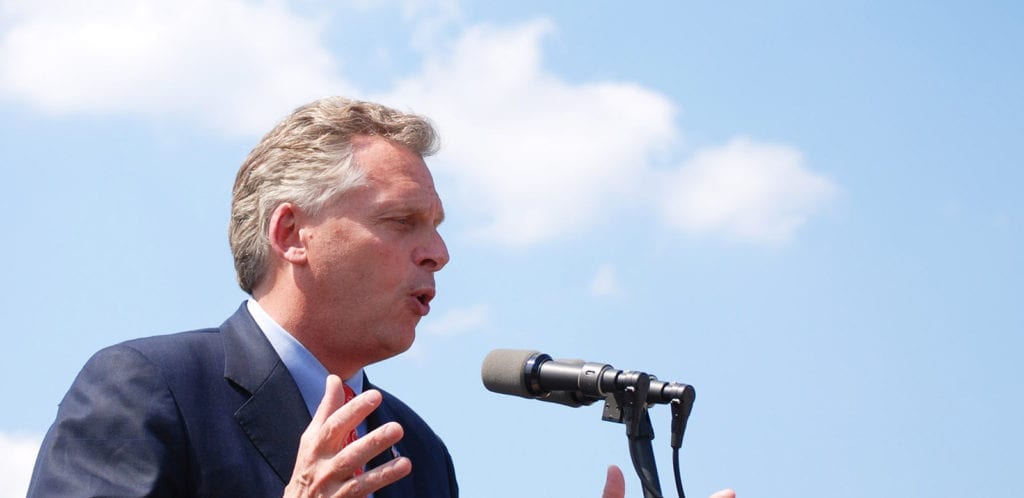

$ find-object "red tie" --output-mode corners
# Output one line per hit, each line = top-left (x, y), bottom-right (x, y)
(342, 384), (364, 478)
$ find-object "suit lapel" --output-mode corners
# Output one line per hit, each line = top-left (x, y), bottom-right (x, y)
(221, 305), (311, 483)
(217, 308), (429, 494)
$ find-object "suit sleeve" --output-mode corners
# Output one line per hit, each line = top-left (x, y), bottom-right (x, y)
(443, 442), (459, 497)
(28, 345), (189, 497)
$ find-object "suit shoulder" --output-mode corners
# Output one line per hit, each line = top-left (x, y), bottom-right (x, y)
(120, 327), (222, 349)
(116, 327), (223, 361)
(82, 328), (226, 389)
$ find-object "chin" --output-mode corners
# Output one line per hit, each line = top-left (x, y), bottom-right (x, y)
(373, 329), (416, 361)
(394, 330), (417, 355)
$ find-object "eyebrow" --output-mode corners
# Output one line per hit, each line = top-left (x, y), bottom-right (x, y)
(378, 201), (446, 226)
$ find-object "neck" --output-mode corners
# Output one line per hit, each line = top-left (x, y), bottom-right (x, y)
(253, 289), (366, 380)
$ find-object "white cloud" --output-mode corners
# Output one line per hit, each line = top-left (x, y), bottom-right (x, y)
(0, 432), (41, 498)
(420, 304), (488, 337)
(347, 0), (463, 42)
(380, 20), (678, 246)
(659, 137), (838, 244)
(382, 20), (836, 248)
(589, 264), (620, 297)
(397, 0), (464, 48)
(0, 0), (349, 135)
(0, 1), (837, 246)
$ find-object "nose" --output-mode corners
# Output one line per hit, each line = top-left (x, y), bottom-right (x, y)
(416, 229), (450, 272)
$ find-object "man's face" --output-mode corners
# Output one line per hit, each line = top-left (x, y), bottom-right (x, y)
(298, 135), (449, 367)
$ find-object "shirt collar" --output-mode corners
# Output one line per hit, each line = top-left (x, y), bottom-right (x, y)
(246, 299), (365, 416)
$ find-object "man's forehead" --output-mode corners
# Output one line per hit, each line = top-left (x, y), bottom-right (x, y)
(353, 137), (430, 177)
(347, 135), (443, 215)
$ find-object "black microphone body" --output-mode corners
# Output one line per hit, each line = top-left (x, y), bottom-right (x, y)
(481, 349), (695, 407)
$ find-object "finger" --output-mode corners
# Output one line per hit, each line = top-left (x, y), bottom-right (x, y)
(311, 375), (346, 428)
(315, 390), (384, 453)
(708, 489), (736, 498)
(328, 421), (405, 478)
(601, 465), (625, 498)
(296, 376), (351, 465)
(332, 455), (412, 497)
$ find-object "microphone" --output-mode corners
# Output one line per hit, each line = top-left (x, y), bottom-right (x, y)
(481, 349), (694, 407)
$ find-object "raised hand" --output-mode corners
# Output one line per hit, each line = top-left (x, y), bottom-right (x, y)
(285, 375), (411, 498)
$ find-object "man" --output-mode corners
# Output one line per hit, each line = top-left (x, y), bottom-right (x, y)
(29, 97), (734, 498)
(30, 97), (455, 497)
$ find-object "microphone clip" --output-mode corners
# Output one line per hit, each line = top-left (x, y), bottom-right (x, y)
(600, 371), (654, 439)
(599, 371), (664, 498)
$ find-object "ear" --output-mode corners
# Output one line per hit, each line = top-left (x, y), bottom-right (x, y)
(267, 202), (308, 265)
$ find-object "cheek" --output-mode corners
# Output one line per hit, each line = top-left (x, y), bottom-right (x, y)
(312, 226), (412, 290)
(349, 239), (406, 284)
(375, 248), (410, 286)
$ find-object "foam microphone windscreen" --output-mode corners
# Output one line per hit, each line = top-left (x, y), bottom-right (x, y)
(481, 349), (539, 397)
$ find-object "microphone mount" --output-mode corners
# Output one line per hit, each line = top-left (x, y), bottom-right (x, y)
(481, 349), (696, 498)
(541, 357), (695, 498)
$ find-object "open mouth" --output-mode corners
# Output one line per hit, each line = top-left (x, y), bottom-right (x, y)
(412, 288), (435, 312)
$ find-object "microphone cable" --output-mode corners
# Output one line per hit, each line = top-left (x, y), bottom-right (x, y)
(670, 396), (694, 498)
(672, 447), (685, 498)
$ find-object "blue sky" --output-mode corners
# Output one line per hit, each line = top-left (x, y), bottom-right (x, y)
(1, 1), (1022, 496)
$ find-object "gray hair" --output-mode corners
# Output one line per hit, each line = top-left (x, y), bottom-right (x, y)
(229, 97), (439, 294)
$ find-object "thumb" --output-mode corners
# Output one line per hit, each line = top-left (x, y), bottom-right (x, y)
(602, 465), (625, 498)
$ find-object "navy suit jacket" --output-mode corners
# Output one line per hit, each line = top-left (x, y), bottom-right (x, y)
(28, 305), (458, 497)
